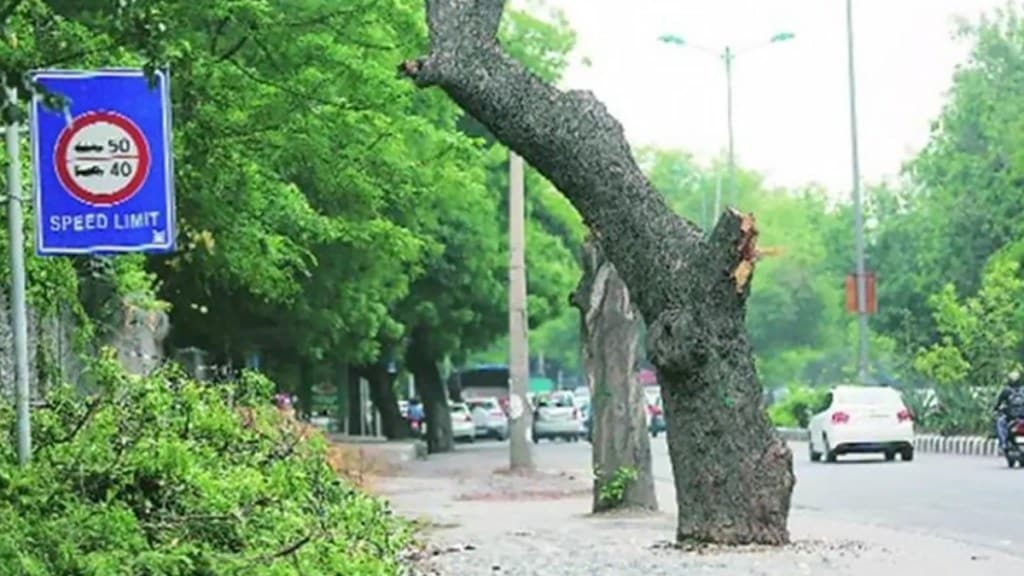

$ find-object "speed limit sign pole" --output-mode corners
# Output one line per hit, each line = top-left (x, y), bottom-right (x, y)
(3, 83), (32, 465)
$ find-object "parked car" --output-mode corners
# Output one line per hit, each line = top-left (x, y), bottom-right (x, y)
(532, 391), (583, 442)
(450, 403), (476, 443)
(466, 396), (509, 440)
(808, 385), (914, 463)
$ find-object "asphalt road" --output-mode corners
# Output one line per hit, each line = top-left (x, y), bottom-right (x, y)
(455, 436), (1024, 557)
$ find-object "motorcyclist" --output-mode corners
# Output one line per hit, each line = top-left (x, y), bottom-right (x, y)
(407, 398), (425, 437)
(994, 370), (1024, 453)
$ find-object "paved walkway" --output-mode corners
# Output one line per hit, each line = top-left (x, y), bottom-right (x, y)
(379, 443), (1024, 576)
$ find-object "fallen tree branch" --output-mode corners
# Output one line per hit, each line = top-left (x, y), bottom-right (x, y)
(35, 396), (105, 453)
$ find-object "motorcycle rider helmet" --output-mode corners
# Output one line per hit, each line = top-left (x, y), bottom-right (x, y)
(1010, 369), (1022, 386)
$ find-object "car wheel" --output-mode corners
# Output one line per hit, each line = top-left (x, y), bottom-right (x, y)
(809, 442), (822, 463)
(824, 436), (838, 463)
(532, 433), (540, 444)
(885, 451), (896, 462)
(900, 447), (914, 462)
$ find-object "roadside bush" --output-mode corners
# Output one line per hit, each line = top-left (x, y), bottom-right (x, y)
(910, 385), (996, 437)
(767, 385), (828, 428)
(0, 350), (410, 576)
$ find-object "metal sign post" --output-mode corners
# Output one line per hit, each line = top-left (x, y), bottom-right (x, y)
(5, 85), (31, 465)
(31, 69), (175, 255)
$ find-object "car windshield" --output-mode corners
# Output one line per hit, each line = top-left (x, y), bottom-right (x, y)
(538, 394), (573, 408)
(450, 405), (468, 415)
(834, 387), (902, 406)
(468, 399), (496, 410)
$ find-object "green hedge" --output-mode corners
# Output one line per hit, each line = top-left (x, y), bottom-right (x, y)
(0, 351), (410, 575)
(767, 385), (828, 429)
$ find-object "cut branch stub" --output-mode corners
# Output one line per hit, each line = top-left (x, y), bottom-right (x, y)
(709, 208), (759, 296)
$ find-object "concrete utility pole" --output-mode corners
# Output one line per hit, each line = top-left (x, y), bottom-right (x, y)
(4, 85), (30, 465)
(508, 151), (534, 470)
(846, 0), (870, 382)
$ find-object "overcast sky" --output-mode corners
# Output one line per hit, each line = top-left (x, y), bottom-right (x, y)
(529, 0), (1005, 197)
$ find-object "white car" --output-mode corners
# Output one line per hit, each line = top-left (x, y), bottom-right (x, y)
(808, 385), (914, 463)
(466, 397), (509, 440)
(450, 403), (476, 442)
(532, 391), (583, 442)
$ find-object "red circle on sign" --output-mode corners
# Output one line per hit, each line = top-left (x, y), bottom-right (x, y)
(54, 111), (151, 207)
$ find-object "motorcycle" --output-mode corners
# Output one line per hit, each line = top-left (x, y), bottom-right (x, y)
(1003, 418), (1024, 468)
(409, 418), (424, 438)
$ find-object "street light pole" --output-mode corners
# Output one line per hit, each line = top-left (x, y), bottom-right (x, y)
(723, 46), (736, 207)
(845, 0), (870, 383)
(658, 32), (794, 210)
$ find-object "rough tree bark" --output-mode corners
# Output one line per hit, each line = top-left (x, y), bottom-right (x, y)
(346, 364), (364, 436)
(572, 237), (657, 513)
(400, 0), (794, 545)
(358, 360), (408, 440)
(407, 326), (454, 453)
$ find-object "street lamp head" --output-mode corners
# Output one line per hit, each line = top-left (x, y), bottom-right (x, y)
(658, 33), (686, 46)
(770, 32), (796, 43)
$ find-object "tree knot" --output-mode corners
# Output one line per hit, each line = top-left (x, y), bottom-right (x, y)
(645, 308), (709, 379)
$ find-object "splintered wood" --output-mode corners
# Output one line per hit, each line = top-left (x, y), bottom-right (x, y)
(731, 213), (759, 293)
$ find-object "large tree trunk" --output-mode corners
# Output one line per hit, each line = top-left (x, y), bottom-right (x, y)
(400, 0), (794, 545)
(573, 238), (657, 513)
(407, 326), (454, 453)
(346, 364), (364, 436)
(358, 360), (408, 440)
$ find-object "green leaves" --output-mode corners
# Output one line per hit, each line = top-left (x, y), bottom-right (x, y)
(0, 354), (410, 575)
(914, 257), (1023, 388)
(867, 6), (1024, 401)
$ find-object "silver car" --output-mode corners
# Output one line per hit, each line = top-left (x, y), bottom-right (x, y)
(466, 397), (509, 440)
(532, 391), (583, 442)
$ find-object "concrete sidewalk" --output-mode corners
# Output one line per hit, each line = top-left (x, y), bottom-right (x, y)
(382, 447), (1024, 576)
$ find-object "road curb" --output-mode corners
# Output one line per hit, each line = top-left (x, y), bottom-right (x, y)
(775, 427), (810, 442)
(328, 435), (428, 463)
(775, 428), (1000, 458)
(913, 434), (998, 457)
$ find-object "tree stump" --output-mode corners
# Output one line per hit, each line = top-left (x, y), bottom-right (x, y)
(573, 237), (657, 513)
